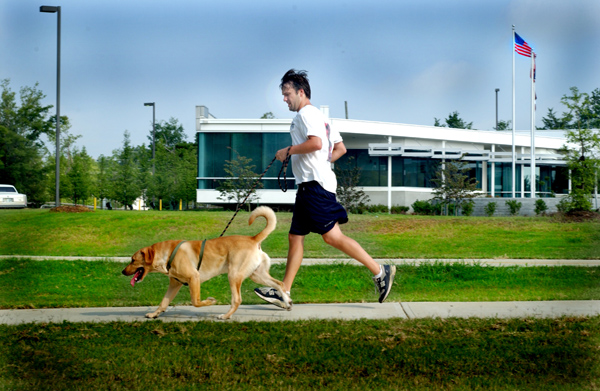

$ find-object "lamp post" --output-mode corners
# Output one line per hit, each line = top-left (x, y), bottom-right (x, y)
(495, 88), (500, 131)
(40, 5), (61, 207)
(144, 102), (155, 175)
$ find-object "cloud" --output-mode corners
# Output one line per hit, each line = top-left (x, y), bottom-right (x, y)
(409, 61), (474, 96)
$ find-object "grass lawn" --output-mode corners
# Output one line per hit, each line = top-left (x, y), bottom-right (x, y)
(1, 209), (599, 259)
(1, 317), (598, 390)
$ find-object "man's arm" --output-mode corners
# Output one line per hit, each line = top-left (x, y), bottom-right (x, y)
(276, 136), (322, 161)
(330, 141), (347, 163)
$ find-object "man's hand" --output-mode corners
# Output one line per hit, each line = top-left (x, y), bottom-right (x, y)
(276, 146), (291, 162)
(277, 136), (322, 161)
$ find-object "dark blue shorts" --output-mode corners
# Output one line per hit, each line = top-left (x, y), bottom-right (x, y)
(290, 181), (348, 236)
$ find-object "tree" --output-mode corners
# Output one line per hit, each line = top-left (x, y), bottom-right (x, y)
(588, 88), (600, 129)
(333, 156), (370, 213)
(541, 107), (573, 130)
(261, 112), (275, 119)
(431, 158), (479, 216)
(65, 146), (95, 205)
(147, 117), (186, 150)
(217, 149), (263, 210)
(149, 140), (197, 209)
(111, 131), (142, 208)
(0, 79), (54, 205)
(45, 122), (81, 204)
(95, 155), (113, 209)
(172, 143), (199, 208)
(541, 88), (600, 130)
(434, 111), (473, 129)
(494, 120), (511, 131)
(558, 87), (600, 212)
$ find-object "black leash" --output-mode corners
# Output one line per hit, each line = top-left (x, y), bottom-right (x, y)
(219, 148), (291, 237)
(278, 147), (291, 193)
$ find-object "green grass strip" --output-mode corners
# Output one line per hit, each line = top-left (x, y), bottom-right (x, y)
(1, 260), (598, 309)
(1, 209), (600, 259)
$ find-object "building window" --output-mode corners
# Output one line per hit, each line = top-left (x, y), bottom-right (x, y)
(337, 150), (441, 188)
(487, 162), (521, 197)
(337, 150), (387, 186)
(487, 164), (568, 197)
(465, 161), (483, 190)
(533, 165), (569, 197)
(197, 132), (294, 190)
(392, 157), (438, 187)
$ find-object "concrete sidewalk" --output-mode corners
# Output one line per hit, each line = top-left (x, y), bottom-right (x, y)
(1, 301), (599, 325)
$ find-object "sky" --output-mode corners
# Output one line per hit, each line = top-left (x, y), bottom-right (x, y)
(2, 0), (599, 159)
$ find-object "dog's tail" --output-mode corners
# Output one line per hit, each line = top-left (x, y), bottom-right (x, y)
(249, 206), (277, 243)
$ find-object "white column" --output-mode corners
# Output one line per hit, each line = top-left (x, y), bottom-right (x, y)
(491, 144), (495, 197)
(530, 54), (536, 199)
(388, 136), (392, 213)
(521, 146), (526, 198)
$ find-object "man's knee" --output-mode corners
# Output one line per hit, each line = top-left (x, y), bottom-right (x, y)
(289, 233), (304, 246)
(322, 229), (344, 247)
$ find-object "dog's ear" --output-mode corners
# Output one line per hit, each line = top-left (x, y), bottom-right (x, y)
(143, 247), (155, 265)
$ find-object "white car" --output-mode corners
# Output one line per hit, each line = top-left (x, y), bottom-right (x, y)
(0, 185), (27, 209)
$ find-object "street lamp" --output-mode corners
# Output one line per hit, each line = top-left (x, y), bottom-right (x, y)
(495, 88), (500, 131)
(144, 102), (155, 175)
(40, 5), (61, 207)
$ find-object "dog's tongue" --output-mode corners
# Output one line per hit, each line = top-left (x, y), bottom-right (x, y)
(130, 269), (143, 287)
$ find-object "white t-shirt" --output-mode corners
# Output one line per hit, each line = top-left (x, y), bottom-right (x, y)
(289, 105), (342, 193)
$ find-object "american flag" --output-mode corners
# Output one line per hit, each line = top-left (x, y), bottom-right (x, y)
(514, 32), (532, 57)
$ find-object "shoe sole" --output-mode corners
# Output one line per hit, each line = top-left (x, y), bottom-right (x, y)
(254, 290), (292, 310)
(379, 265), (396, 303)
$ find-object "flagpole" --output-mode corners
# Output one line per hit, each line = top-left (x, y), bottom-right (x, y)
(511, 25), (516, 198)
(530, 52), (536, 199)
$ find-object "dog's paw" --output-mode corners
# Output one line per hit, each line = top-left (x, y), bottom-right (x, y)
(206, 297), (217, 305)
(217, 314), (231, 320)
(145, 312), (161, 319)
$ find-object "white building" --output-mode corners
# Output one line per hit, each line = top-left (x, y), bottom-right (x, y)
(195, 105), (570, 211)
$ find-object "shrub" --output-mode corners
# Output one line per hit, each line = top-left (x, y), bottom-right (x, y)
(391, 205), (409, 214)
(534, 199), (548, 216)
(461, 200), (475, 216)
(347, 203), (368, 214)
(443, 202), (455, 216)
(505, 200), (522, 216)
(556, 197), (572, 213)
(412, 200), (433, 215)
(484, 202), (497, 217)
(367, 204), (389, 214)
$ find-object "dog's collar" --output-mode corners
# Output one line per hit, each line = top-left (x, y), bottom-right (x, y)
(166, 239), (206, 272)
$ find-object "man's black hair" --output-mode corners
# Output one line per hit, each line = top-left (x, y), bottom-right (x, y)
(280, 69), (311, 99)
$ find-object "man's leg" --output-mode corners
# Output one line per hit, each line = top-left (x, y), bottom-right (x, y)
(254, 233), (304, 308)
(322, 223), (380, 274)
(323, 223), (396, 303)
(283, 233), (304, 292)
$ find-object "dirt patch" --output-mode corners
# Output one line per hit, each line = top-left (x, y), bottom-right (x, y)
(551, 211), (600, 223)
(49, 205), (93, 213)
